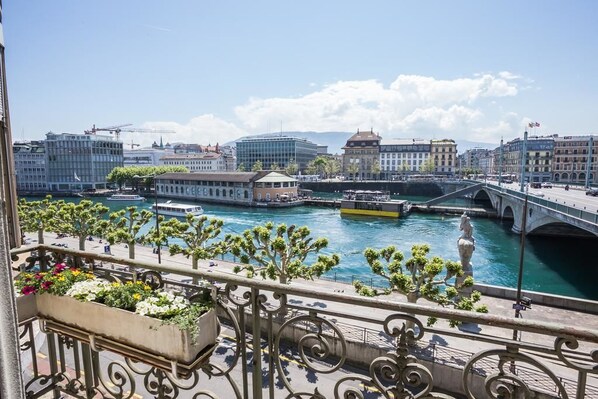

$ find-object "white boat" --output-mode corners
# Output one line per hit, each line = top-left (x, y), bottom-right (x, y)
(151, 201), (204, 217)
(106, 194), (146, 202)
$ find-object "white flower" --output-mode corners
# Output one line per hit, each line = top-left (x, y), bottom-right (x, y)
(135, 290), (190, 318)
(66, 280), (112, 302)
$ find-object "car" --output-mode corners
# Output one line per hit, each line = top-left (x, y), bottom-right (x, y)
(541, 182), (553, 188)
(530, 190), (545, 198)
(530, 182), (542, 189)
(586, 188), (598, 196)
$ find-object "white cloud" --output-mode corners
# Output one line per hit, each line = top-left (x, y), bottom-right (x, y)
(138, 114), (244, 147)
(141, 72), (524, 145)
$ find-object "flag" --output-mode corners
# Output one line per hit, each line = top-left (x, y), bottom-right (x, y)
(74, 172), (81, 182)
(528, 122), (534, 128)
(535, 122), (540, 127)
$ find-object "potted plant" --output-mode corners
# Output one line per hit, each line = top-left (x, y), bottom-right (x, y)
(14, 263), (218, 366)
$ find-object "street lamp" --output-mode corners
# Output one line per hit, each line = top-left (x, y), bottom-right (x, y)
(134, 174), (161, 264)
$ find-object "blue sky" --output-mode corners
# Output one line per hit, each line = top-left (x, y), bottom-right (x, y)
(3, 1), (598, 148)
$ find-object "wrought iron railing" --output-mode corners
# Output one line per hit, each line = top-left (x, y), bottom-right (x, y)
(12, 244), (598, 398)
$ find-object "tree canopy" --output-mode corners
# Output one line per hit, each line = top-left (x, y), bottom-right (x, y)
(354, 244), (487, 326)
(107, 166), (188, 191)
(225, 222), (340, 284)
(106, 206), (154, 259)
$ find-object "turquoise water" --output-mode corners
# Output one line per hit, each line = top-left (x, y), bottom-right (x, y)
(32, 196), (598, 300)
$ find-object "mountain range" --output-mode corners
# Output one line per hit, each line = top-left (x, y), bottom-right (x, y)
(226, 131), (499, 154)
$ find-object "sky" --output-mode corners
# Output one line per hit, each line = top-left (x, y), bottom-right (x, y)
(3, 1), (598, 149)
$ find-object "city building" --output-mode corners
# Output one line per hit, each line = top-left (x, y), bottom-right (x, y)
(45, 132), (123, 192)
(552, 135), (597, 185)
(12, 141), (47, 193)
(341, 129), (381, 180)
(461, 148), (492, 171)
(160, 152), (227, 172)
(155, 171), (299, 206)
(499, 135), (554, 183)
(379, 138), (431, 179)
(235, 136), (318, 171)
(430, 139), (457, 175)
(478, 150), (495, 176)
(123, 147), (173, 166)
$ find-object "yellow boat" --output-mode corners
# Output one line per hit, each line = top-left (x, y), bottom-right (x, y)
(340, 190), (410, 218)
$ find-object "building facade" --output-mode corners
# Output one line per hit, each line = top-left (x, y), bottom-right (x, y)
(13, 141), (47, 193)
(500, 135), (554, 183)
(379, 138), (431, 179)
(155, 171), (299, 206)
(45, 132), (123, 192)
(123, 148), (172, 166)
(159, 153), (227, 172)
(552, 135), (597, 185)
(341, 129), (381, 180)
(430, 139), (457, 175)
(235, 136), (318, 172)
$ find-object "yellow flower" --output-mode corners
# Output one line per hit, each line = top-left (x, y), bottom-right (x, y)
(111, 282), (121, 287)
(58, 276), (65, 281)
(133, 293), (141, 300)
(72, 270), (81, 276)
(136, 281), (143, 285)
(144, 285), (151, 291)
(126, 281), (133, 286)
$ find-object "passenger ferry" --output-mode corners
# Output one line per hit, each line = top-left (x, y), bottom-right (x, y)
(151, 201), (204, 217)
(340, 190), (410, 218)
(106, 194), (146, 202)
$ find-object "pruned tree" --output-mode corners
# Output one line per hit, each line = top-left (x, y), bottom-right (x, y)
(347, 163), (359, 180)
(285, 159), (299, 176)
(17, 195), (65, 244)
(354, 244), (487, 326)
(55, 200), (110, 250)
(420, 158), (436, 175)
(324, 158), (341, 178)
(162, 215), (225, 283)
(225, 222), (340, 284)
(270, 162), (281, 171)
(252, 160), (264, 172)
(237, 163), (246, 172)
(106, 206), (153, 259)
(371, 162), (381, 180)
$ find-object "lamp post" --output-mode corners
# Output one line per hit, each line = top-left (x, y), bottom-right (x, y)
(134, 175), (161, 263)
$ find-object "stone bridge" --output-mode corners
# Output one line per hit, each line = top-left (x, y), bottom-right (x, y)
(471, 184), (598, 238)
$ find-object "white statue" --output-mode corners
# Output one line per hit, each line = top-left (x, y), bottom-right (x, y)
(457, 212), (475, 287)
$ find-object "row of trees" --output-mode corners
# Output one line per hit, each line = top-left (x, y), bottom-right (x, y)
(237, 156), (342, 178)
(106, 166), (188, 191)
(18, 197), (486, 320)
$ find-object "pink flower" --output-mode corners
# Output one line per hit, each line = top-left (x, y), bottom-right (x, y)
(21, 286), (36, 295)
(41, 281), (53, 290)
(34, 273), (43, 280)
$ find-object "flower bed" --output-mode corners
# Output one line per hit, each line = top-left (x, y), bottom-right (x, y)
(15, 264), (218, 365)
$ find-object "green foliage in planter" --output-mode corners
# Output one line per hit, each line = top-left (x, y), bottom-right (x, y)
(101, 281), (153, 311)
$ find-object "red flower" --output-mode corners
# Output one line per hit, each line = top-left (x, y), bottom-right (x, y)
(41, 281), (53, 290)
(21, 286), (36, 295)
(34, 273), (43, 280)
(54, 263), (67, 272)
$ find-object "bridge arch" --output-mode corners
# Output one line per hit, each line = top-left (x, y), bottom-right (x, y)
(502, 205), (515, 220)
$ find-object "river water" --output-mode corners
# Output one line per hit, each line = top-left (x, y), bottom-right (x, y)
(36, 195), (598, 300)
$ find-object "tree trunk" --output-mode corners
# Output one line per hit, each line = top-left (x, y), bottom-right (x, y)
(37, 228), (44, 245)
(192, 254), (199, 284)
(128, 243), (135, 260)
(78, 235), (85, 251)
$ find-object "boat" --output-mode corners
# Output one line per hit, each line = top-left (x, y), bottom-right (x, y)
(106, 194), (146, 202)
(340, 190), (410, 218)
(151, 201), (204, 217)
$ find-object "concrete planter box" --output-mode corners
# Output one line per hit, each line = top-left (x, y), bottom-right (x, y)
(16, 294), (38, 324)
(35, 294), (218, 365)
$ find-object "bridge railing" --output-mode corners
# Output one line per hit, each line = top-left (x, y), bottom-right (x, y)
(10, 244), (598, 399)
(484, 183), (598, 224)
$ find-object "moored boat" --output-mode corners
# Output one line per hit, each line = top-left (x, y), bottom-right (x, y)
(106, 194), (146, 202)
(340, 190), (410, 218)
(151, 201), (204, 217)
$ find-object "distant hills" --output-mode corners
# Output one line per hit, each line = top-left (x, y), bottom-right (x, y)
(227, 131), (499, 154)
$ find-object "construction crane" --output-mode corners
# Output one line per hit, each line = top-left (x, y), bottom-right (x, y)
(128, 140), (141, 150)
(85, 124), (175, 141)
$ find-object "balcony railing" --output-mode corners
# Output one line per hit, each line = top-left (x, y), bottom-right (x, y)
(11, 244), (598, 399)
